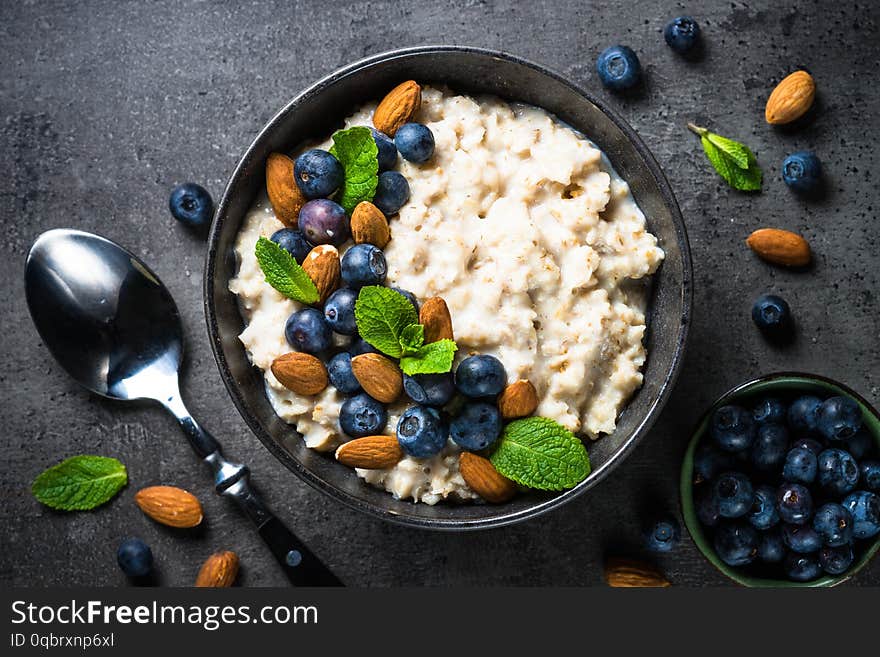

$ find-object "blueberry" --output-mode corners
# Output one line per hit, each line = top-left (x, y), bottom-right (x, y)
(169, 183), (214, 228)
(455, 354), (507, 398)
(327, 352), (361, 394)
(341, 244), (387, 288)
(788, 396), (822, 435)
(298, 199), (349, 246)
(348, 336), (378, 356)
(450, 402), (502, 451)
(784, 552), (822, 582)
(595, 45), (642, 92)
(817, 448), (859, 497)
(324, 288), (358, 335)
(753, 397), (787, 425)
(395, 123), (435, 163)
(284, 308), (331, 354)
(270, 228), (312, 264)
(371, 129), (398, 171)
(789, 437), (823, 456)
(713, 522), (758, 567)
(845, 429), (874, 460)
(750, 423), (789, 471)
(391, 287), (419, 313)
(812, 503), (854, 547)
(710, 405), (756, 453)
(294, 149), (343, 199)
(696, 488), (721, 528)
(712, 472), (754, 518)
(782, 524), (823, 554)
(816, 396), (863, 442)
(116, 538), (153, 578)
(748, 485), (780, 530)
(339, 393), (387, 438)
(403, 373), (455, 407)
(694, 443), (738, 482)
(842, 490), (880, 539)
(373, 171), (410, 215)
(757, 529), (785, 563)
(776, 482), (813, 525)
(643, 514), (681, 553)
(859, 460), (880, 491)
(782, 151), (822, 194)
(396, 405), (448, 457)
(783, 447), (818, 484)
(819, 545), (854, 575)
(664, 16), (701, 54)
(751, 294), (793, 337)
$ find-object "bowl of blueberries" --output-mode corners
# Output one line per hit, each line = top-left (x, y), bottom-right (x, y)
(681, 373), (880, 586)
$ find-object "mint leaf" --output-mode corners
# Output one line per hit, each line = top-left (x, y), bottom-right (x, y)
(32, 456), (128, 511)
(355, 286), (419, 358)
(331, 126), (379, 213)
(688, 123), (762, 192)
(399, 323), (425, 356)
(254, 236), (319, 304)
(705, 133), (750, 169)
(490, 417), (590, 490)
(400, 339), (457, 375)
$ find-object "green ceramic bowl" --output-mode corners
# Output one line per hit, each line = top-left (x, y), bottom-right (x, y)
(681, 372), (880, 587)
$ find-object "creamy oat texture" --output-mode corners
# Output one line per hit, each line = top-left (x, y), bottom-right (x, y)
(229, 87), (664, 505)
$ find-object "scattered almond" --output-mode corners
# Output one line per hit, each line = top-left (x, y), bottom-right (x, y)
(271, 352), (328, 395)
(498, 380), (539, 419)
(265, 153), (306, 226)
(335, 435), (403, 469)
(746, 228), (811, 267)
(765, 71), (815, 125)
(351, 201), (391, 248)
(195, 551), (239, 587)
(134, 486), (203, 528)
(373, 80), (421, 136)
(458, 452), (517, 504)
(420, 297), (454, 343)
(302, 244), (341, 303)
(351, 353), (402, 403)
(604, 557), (671, 588)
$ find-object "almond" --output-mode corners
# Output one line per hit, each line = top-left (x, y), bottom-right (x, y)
(746, 228), (811, 267)
(351, 353), (402, 403)
(373, 80), (421, 136)
(765, 71), (815, 125)
(195, 551), (239, 587)
(351, 201), (391, 248)
(458, 452), (517, 504)
(271, 352), (328, 395)
(134, 486), (203, 528)
(420, 297), (454, 343)
(265, 153), (306, 226)
(498, 380), (539, 419)
(302, 244), (340, 303)
(335, 435), (403, 469)
(604, 557), (671, 588)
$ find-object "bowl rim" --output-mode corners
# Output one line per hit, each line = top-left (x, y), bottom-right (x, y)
(205, 45), (693, 530)
(680, 371), (880, 587)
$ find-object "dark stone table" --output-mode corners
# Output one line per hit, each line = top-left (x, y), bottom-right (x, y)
(2, 0), (878, 586)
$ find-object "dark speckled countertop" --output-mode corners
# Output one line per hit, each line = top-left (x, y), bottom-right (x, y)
(2, 0), (878, 586)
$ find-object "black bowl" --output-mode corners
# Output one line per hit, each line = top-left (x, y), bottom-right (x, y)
(205, 46), (693, 530)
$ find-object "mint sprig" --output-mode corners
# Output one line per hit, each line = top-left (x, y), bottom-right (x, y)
(688, 123), (762, 192)
(330, 126), (379, 213)
(489, 417), (590, 490)
(254, 236), (319, 304)
(355, 286), (458, 375)
(32, 455), (128, 511)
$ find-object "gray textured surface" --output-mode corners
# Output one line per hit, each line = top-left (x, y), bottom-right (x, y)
(1, 0), (878, 587)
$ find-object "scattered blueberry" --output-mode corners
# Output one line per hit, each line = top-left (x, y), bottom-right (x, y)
(371, 128), (398, 171)
(348, 336), (378, 356)
(782, 524), (823, 554)
(751, 294), (793, 338)
(845, 429), (874, 460)
(776, 482), (813, 525)
(341, 244), (387, 288)
(816, 396), (863, 442)
(748, 485), (780, 530)
(710, 405), (756, 453)
(696, 488), (721, 528)
(713, 522), (758, 567)
(695, 443), (738, 482)
(391, 287), (420, 313)
(789, 437), (823, 456)
(324, 288), (358, 335)
(817, 448), (859, 497)
(339, 393), (387, 438)
(643, 514), (681, 553)
(396, 405), (448, 457)
(596, 45), (642, 92)
(757, 529), (785, 563)
(403, 373), (455, 407)
(783, 446), (818, 484)
(753, 397), (787, 426)
(663, 16), (701, 54)
(372, 171), (410, 215)
(169, 183), (214, 229)
(812, 502), (854, 547)
(842, 490), (880, 539)
(327, 352), (361, 394)
(270, 228), (312, 264)
(298, 199), (349, 246)
(750, 423), (789, 471)
(450, 402), (502, 451)
(784, 552), (823, 582)
(284, 308), (331, 354)
(819, 544), (854, 575)
(712, 472), (754, 518)
(455, 354), (507, 398)
(859, 460), (880, 491)
(395, 123), (435, 163)
(117, 538), (153, 578)
(788, 396), (822, 435)
(294, 149), (343, 198)
(782, 151), (822, 194)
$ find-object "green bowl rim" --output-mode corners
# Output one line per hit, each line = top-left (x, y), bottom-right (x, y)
(680, 371), (880, 587)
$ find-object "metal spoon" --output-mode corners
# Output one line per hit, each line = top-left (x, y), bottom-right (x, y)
(24, 228), (341, 586)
